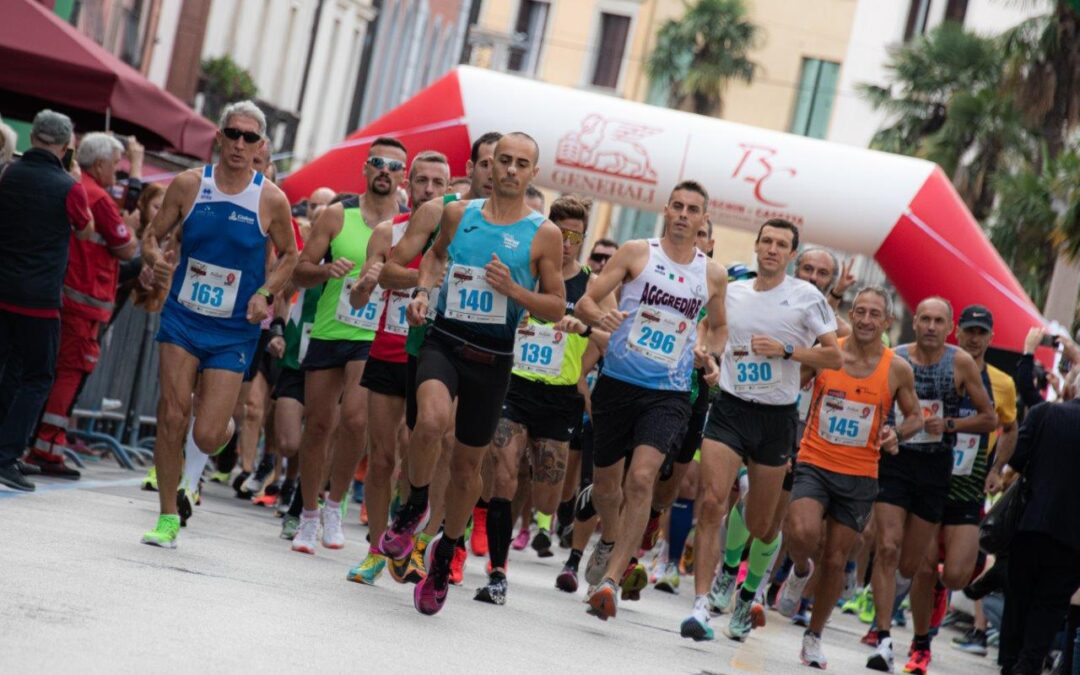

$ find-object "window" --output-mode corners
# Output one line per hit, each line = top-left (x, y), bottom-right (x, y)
(591, 12), (631, 89)
(790, 58), (840, 139)
(508, 0), (550, 75)
(944, 0), (969, 25)
(903, 0), (931, 41)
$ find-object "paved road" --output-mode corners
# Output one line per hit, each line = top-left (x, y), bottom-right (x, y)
(1, 463), (1002, 674)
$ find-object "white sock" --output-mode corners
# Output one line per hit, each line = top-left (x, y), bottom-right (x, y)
(180, 418), (210, 493)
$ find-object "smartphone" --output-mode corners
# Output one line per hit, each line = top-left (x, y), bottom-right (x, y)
(62, 148), (73, 171)
(1040, 334), (1061, 348)
(123, 178), (143, 213)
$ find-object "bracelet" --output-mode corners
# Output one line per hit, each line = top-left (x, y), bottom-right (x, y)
(581, 326), (593, 338)
(412, 286), (430, 299)
(270, 317), (286, 331)
(256, 287), (273, 304)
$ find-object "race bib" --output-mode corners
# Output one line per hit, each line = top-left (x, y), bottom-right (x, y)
(385, 290), (412, 336)
(797, 381), (814, 422)
(730, 344), (781, 393)
(896, 398), (944, 444)
(298, 321), (313, 363)
(336, 278), (384, 330)
(178, 257), (241, 318)
(628, 306), (691, 366)
(817, 395), (875, 447)
(445, 264), (507, 325)
(952, 433), (980, 476)
(514, 324), (567, 377)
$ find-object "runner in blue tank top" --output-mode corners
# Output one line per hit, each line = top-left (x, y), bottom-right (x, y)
(381, 133), (566, 617)
(138, 101), (298, 549)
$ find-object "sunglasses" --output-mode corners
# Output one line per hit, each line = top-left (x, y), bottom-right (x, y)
(560, 229), (585, 245)
(222, 127), (262, 143)
(590, 252), (612, 263)
(368, 156), (406, 172)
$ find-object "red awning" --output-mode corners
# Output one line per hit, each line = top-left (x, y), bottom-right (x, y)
(0, 0), (217, 159)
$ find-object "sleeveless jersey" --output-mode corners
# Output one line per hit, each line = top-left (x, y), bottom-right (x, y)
(405, 193), (460, 358)
(165, 165), (267, 340)
(280, 285), (323, 370)
(947, 366), (995, 502)
(603, 239), (708, 392)
(311, 204), (375, 342)
(513, 266), (591, 386)
(369, 213), (413, 364)
(800, 341), (895, 478)
(434, 199), (542, 349)
(891, 344), (961, 454)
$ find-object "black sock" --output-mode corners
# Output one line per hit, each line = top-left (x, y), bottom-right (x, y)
(649, 507), (662, 520)
(739, 586), (756, 603)
(913, 633), (931, 651)
(722, 563), (741, 577)
(435, 533), (457, 564)
(567, 549), (583, 571)
(288, 483), (304, 518)
(557, 499), (574, 527)
(407, 482), (429, 509)
(476, 498), (489, 509)
(486, 497), (513, 570)
(877, 628), (891, 642)
(805, 629), (821, 639)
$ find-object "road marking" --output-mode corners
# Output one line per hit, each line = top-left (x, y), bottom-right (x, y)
(0, 477), (143, 499)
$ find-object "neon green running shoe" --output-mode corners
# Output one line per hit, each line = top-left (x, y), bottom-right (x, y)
(346, 551), (387, 585)
(141, 515), (180, 549)
(858, 588), (876, 625)
(141, 466), (158, 492)
(209, 471), (231, 485)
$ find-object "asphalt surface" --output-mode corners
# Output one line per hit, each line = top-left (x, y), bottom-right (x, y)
(1, 462), (1003, 674)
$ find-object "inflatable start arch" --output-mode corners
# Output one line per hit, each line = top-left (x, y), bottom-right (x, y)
(283, 66), (1042, 352)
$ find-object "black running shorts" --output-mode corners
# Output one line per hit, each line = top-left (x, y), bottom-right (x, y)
(359, 355), (409, 398)
(501, 375), (584, 443)
(876, 447), (953, 524)
(301, 337), (371, 371)
(942, 499), (983, 527)
(271, 366), (305, 404)
(703, 391), (798, 468)
(590, 375), (691, 469)
(791, 462), (877, 533)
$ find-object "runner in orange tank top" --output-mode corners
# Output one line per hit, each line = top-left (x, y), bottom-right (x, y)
(775, 287), (924, 669)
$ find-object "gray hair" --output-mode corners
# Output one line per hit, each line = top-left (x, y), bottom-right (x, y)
(853, 285), (894, 317)
(0, 122), (16, 164)
(76, 132), (124, 169)
(795, 247), (840, 289)
(31, 109), (73, 146)
(219, 100), (266, 137)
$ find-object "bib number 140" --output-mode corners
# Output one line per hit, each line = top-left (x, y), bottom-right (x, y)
(458, 288), (493, 314)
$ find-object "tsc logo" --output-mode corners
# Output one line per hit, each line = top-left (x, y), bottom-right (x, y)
(556, 114), (660, 184)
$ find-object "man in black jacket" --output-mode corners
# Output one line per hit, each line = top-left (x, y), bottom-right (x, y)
(999, 369), (1080, 674)
(0, 110), (93, 491)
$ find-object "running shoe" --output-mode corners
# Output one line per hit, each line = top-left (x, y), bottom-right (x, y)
(680, 614), (714, 641)
(586, 579), (619, 620)
(679, 530), (695, 575)
(346, 551), (387, 585)
(792, 608), (811, 627)
(470, 506), (489, 556)
(858, 589), (877, 624)
(584, 540), (615, 586)
(655, 562), (680, 594)
(474, 572), (508, 605)
(449, 543), (467, 585)
(531, 529), (553, 558)
(841, 565), (858, 603)
(232, 470), (252, 497)
(724, 595), (755, 641)
(252, 493), (277, 508)
(951, 628), (987, 656)
(750, 602), (766, 629)
(619, 561), (648, 601)
(141, 466), (158, 492)
(291, 516), (319, 554)
(778, 560), (815, 618)
(556, 519), (573, 549)
(24, 449), (80, 479)
(511, 526), (530, 551)
(359, 500), (368, 525)
(414, 555), (450, 616)
(380, 502), (428, 559)
(387, 553), (412, 584)
(176, 487), (198, 527)
(280, 514), (300, 540)
(902, 647), (930, 674)
(800, 630), (828, 669)
(141, 514), (180, 549)
(404, 536), (430, 584)
(352, 479), (365, 504)
(321, 504), (345, 549)
(209, 470), (231, 485)
(861, 626), (879, 647)
(555, 565), (579, 593)
(866, 636), (894, 672)
(639, 513), (661, 555)
(708, 569), (737, 615)
(241, 463), (270, 497)
(842, 585), (865, 614)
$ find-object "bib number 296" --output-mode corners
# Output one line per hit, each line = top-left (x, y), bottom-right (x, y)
(635, 326), (676, 355)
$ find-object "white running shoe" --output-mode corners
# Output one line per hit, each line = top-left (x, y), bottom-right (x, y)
(840, 565), (858, 603)
(708, 569), (737, 614)
(800, 630), (828, 669)
(778, 559), (815, 618)
(291, 516), (319, 554)
(321, 505), (345, 549)
(867, 636), (894, 672)
(584, 539), (614, 586)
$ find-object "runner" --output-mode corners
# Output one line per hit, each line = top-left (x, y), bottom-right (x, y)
(684, 219), (842, 642)
(576, 181), (728, 621)
(865, 297), (997, 673)
(905, 304), (1017, 670)
(288, 137), (407, 554)
(379, 132), (501, 584)
(476, 195), (609, 605)
(139, 100), (298, 548)
(344, 150), (450, 584)
(777, 287), (923, 669)
(380, 132), (566, 616)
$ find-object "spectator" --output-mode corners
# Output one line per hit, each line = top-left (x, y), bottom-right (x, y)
(998, 368), (1080, 674)
(587, 237), (618, 273)
(118, 182), (168, 315)
(0, 110), (93, 492)
(0, 120), (17, 174)
(25, 132), (138, 479)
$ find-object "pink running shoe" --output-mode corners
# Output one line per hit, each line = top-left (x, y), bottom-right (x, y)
(414, 561), (450, 615)
(381, 503), (429, 559)
(511, 527), (530, 551)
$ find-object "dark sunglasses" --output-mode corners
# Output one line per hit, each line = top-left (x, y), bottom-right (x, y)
(368, 156), (406, 172)
(222, 127), (262, 143)
(590, 252), (612, 263)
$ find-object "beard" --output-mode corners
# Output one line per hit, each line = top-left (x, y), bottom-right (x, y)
(369, 176), (393, 196)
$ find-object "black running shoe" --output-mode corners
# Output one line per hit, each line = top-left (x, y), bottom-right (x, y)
(531, 530), (554, 558)
(474, 572), (508, 606)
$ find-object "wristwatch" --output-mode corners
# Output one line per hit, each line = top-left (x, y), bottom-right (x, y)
(946, 418), (956, 432)
(411, 286), (429, 299)
(782, 343), (795, 360)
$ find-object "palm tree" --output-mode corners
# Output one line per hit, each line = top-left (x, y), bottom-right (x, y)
(646, 0), (759, 116)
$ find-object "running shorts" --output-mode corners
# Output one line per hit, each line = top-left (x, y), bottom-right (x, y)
(501, 374), (584, 443)
(271, 366), (305, 404)
(703, 391), (798, 468)
(942, 499), (983, 527)
(360, 354), (409, 398)
(157, 311), (259, 374)
(791, 462), (877, 533)
(876, 447), (953, 524)
(301, 337), (371, 371)
(590, 375), (691, 469)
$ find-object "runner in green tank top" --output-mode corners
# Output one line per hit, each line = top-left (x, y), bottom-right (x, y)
(287, 138), (408, 555)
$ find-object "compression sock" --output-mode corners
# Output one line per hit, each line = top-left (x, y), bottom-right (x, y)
(557, 498), (575, 529)
(668, 498), (694, 563)
(567, 548), (583, 572)
(180, 419), (209, 493)
(723, 503), (751, 574)
(913, 633), (930, 651)
(406, 482), (429, 511)
(741, 534), (781, 599)
(487, 497), (513, 570)
(288, 483), (304, 518)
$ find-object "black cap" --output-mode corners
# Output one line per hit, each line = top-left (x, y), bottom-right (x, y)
(959, 304), (993, 331)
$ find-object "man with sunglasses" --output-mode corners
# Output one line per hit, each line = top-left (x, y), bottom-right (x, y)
(475, 195), (612, 605)
(380, 132), (565, 617)
(139, 101), (298, 547)
(588, 239), (618, 273)
(288, 137), (408, 555)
